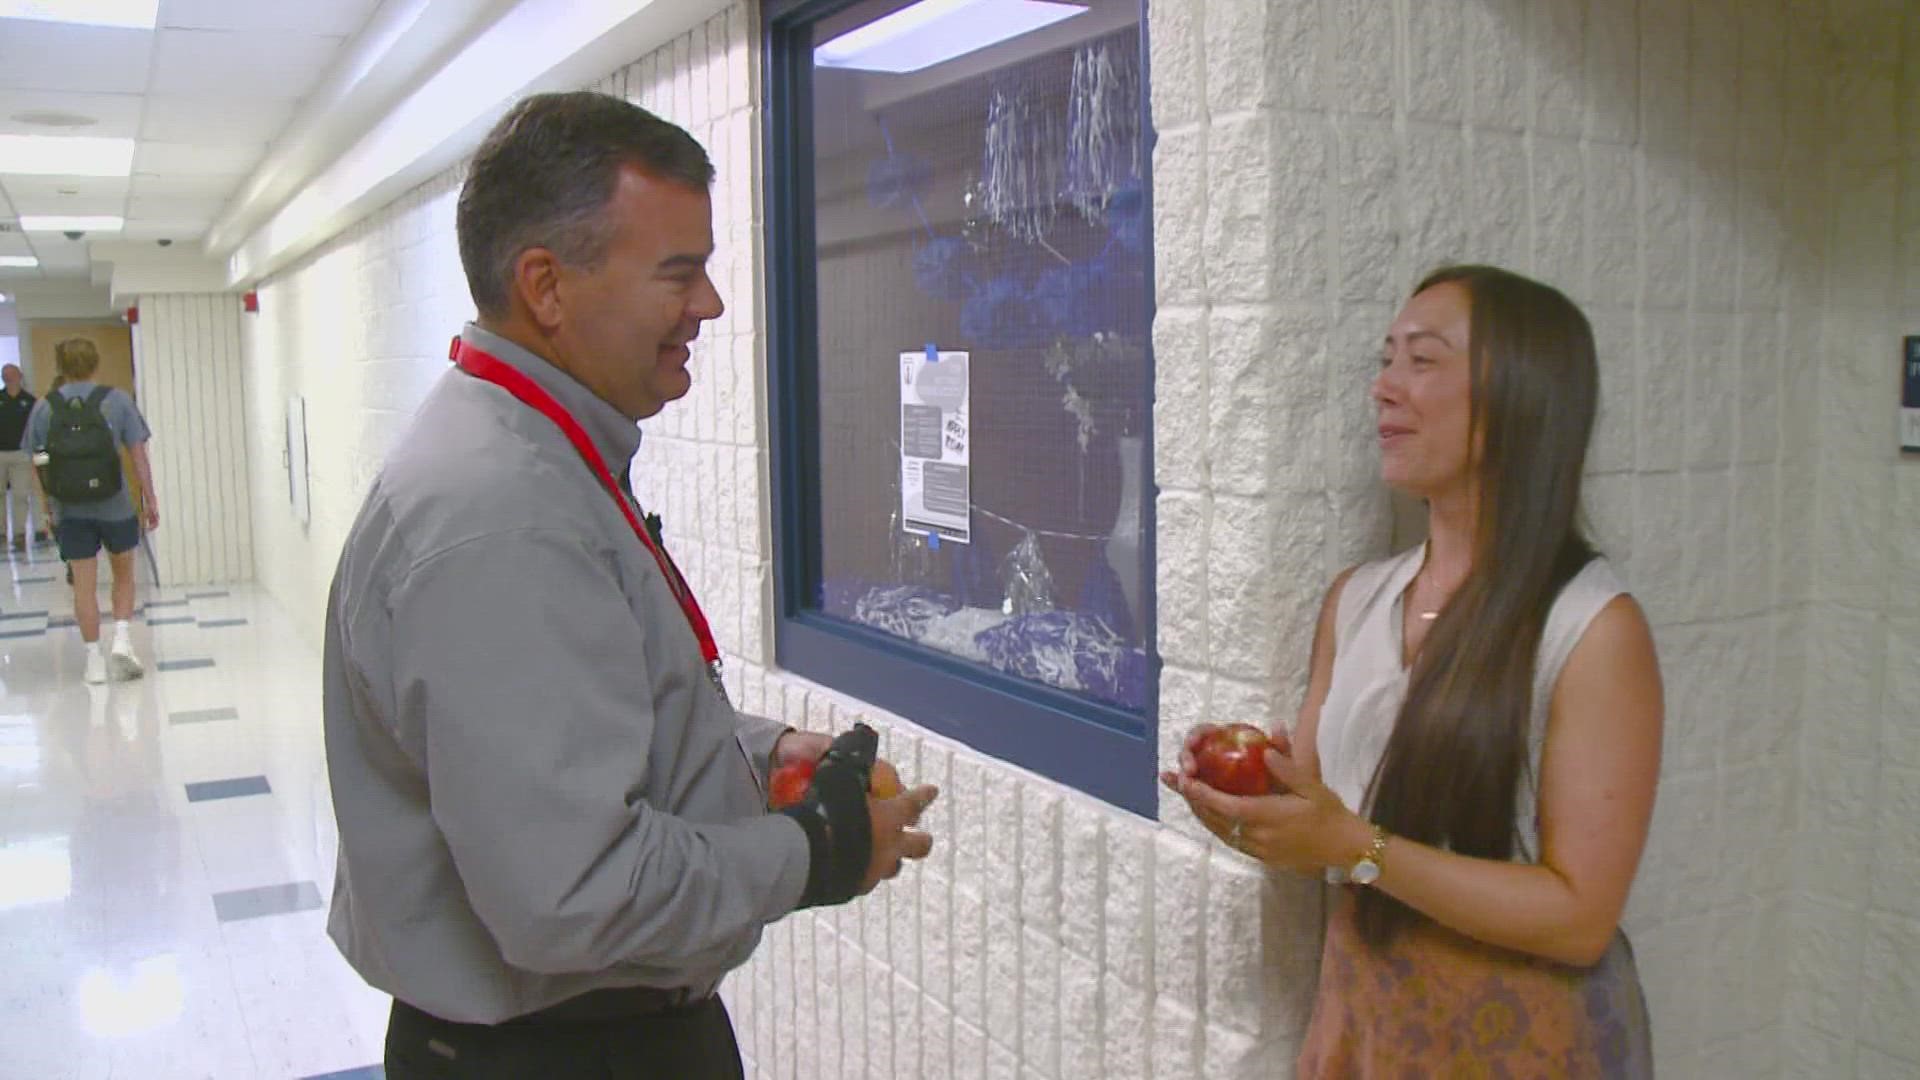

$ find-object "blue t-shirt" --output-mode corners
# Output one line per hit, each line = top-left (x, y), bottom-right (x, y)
(27, 382), (152, 521)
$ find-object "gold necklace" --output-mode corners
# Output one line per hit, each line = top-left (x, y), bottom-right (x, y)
(1411, 569), (1445, 621)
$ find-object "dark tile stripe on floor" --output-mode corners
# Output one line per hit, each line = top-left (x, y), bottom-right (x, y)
(198, 618), (249, 628)
(156, 658), (215, 672)
(0, 609), (48, 621)
(0, 627), (45, 639)
(147, 616), (196, 626)
(212, 881), (324, 923)
(186, 590), (231, 599)
(145, 598), (191, 609)
(170, 706), (240, 725)
(186, 775), (271, 802)
(12, 575), (53, 584)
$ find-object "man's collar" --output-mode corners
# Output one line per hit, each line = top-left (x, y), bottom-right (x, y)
(459, 322), (644, 471)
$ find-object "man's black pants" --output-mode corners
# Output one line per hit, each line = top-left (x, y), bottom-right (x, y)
(385, 992), (746, 1079)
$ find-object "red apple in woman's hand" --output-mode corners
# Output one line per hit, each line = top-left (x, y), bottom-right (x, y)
(1191, 723), (1278, 797)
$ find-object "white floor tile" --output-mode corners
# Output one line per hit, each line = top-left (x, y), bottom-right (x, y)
(0, 563), (389, 1079)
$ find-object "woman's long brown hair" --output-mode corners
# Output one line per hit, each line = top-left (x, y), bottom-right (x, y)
(1355, 265), (1600, 950)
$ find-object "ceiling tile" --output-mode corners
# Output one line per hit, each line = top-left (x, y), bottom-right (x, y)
(8, 198), (129, 219)
(31, 240), (93, 264)
(119, 220), (205, 241)
(129, 171), (241, 200)
(149, 28), (343, 100)
(141, 95), (293, 143)
(128, 194), (228, 220)
(0, 22), (154, 95)
(0, 90), (144, 138)
(1, 176), (128, 222)
(1, 176), (130, 202)
(158, 0), (382, 37)
(133, 141), (263, 176)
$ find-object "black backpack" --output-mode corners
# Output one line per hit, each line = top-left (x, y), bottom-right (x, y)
(41, 386), (123, 503)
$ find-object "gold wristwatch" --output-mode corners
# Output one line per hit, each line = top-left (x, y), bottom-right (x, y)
(1348, 825), (1388, 887)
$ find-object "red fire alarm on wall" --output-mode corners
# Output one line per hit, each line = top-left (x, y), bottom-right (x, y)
(124, 306), (138, 324)
(243, 291), (259, 313)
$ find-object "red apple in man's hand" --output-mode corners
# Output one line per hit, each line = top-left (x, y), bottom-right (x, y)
(769, 757), (907, 809)
(768, 760), (816, 809)
(1191, 723), (1280, 797)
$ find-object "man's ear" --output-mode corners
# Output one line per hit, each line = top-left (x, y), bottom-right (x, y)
(513, 247), (565, 332)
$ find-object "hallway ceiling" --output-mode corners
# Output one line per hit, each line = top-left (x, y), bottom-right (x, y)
(0, 0), (382, 284)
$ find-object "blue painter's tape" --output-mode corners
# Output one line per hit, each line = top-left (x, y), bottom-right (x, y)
(927, 532), (940, 551)
(925, 342), (939, 363)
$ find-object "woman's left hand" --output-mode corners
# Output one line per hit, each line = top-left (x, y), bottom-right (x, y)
(1160, 749), (1369, 875)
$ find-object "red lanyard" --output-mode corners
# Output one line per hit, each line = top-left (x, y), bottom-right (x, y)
(450, 337), (725, 693)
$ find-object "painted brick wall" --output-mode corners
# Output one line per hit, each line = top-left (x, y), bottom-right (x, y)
(238, 1), (1915, 1077)
(1784, 1), (1920, 1074)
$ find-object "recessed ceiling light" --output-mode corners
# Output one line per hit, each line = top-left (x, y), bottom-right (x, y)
(0, 292), (10, 303)
(0, 135), (134, 177)
(20, 215), (123, 232)
(0, 1), (159, 30)
(0, 256), (39, 268)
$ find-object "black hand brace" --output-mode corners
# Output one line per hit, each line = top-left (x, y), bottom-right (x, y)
(778, 723), (879, 909)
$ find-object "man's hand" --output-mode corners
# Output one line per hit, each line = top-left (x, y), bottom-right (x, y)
(772, 729), (830, 771)
(859, 785), (938, 893)
(143, 503), (159, 532)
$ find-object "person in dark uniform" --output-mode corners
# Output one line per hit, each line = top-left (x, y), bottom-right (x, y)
(0, 363), (44, 552)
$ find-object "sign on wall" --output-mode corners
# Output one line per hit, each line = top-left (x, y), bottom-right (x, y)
(286, 395), (310, 526)
(1904, 336), (1920, 454)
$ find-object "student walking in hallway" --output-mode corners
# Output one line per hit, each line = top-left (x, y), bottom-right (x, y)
(28, 338), (161, 684)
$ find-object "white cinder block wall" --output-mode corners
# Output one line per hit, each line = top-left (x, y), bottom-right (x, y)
(236, 1), (1918, 1077)
(1786, 1), (1920, 1075)
(132, 293), (256, 587)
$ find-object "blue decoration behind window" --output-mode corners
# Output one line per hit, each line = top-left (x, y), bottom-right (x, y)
(764, 0), (1159, 815)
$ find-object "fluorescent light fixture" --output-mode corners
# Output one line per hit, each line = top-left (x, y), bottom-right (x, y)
(19, 214), (123, 232)
(0, 0), (158, 30)
(0, 135), (135, 177)
(0, 257), (39, 269)
(815, 0), (1087, 74)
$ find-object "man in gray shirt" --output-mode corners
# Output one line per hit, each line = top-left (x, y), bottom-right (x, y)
(324, 92), (937, 1078)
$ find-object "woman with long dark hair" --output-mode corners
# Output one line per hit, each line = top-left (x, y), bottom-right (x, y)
(1165, 265), (1661, 1076)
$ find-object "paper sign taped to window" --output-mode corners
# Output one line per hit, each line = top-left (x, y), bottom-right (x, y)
(901, 349), (971, 544)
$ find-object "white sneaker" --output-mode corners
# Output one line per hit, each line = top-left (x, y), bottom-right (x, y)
(84, 647), (107, 684)
(109, 636), (144, 681)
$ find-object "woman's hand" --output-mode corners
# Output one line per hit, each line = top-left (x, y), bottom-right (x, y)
(1161, 748), (1370, 876)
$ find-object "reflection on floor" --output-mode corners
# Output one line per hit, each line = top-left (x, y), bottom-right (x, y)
(0, 547), (389, 1079)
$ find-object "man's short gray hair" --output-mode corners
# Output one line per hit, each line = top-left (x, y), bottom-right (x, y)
(456, 91), (714, 318)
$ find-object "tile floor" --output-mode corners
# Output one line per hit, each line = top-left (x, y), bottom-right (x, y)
(0, 546), (391, 1079)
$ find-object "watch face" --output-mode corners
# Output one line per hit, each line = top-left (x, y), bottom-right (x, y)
(1350, 859), (1380, 886)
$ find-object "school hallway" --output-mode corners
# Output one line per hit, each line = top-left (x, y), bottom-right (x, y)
(0, 545), (389, 1079)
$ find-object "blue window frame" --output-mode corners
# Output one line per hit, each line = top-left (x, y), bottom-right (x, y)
(762, 0), (1159, 815)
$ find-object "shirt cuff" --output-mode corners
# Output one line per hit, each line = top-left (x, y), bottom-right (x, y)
(734, 710), (790, 788)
